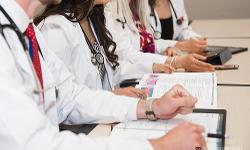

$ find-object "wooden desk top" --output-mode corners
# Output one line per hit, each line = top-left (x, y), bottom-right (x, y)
(218, 86), (250, 149)
(208, 39), (250, 85)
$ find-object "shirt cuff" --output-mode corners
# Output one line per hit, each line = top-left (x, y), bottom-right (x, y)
(124, 97), (140, 121)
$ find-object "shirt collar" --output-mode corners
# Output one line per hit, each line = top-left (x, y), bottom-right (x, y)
(0, 0), (31, 33)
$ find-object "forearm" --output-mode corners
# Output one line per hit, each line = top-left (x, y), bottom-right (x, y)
(137, 99), (147, 119)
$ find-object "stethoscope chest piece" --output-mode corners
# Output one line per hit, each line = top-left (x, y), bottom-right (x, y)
(153, 30), (162, 40)
(91, 52), (104, 66)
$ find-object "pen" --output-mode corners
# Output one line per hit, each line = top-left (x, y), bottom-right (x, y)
(217, 83), (250, 87)
(205, 133), (230, 139)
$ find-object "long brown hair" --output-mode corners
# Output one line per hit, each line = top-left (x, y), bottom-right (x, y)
(34, 0), (119, 69)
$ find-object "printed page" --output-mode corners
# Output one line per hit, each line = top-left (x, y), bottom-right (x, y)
(138, 73), (217, 108)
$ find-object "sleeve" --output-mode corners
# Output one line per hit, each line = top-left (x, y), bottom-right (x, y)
(176, 0), (201, 40)
(155, 39), (178, 54)
(0, 26), (154, 150)
(44, 45), (141, 124)
(104, 4), (168, 70)
(0, 85), (153, 150)
(34, 27), (144, 126)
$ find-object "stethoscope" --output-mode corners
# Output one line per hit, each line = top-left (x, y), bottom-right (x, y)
(116, 17), (127, 29)
(0, 5), (58, 104)
(80, 18), (113, 90)
(150, 0), (184, 40)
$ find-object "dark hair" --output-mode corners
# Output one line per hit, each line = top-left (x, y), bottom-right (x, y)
(149, 0), (156, 7)
(34, 0), (119, 69)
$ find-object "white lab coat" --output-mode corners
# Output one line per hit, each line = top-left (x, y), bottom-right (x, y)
(38, 15), (159, 90)
(0, 1), (153, 150)
(148, 0), (200, 53)
(104, 3), (168, 68)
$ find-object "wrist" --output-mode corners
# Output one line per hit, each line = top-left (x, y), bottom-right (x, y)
(175, 56), (184, 69)
(137, 99), (147, 119)
(152, 99), (161, 119)
(176, 41), (185, 50)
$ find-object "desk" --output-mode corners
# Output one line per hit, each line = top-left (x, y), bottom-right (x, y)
(208, 39), (250, 85)
(88, 124), (111, 138)
(218, 86), (250, 150)
(191, 19), (250, 38)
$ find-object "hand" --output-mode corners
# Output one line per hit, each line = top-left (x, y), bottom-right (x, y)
(149, 122), (207, 150)
(112, 87), (147, 99)
(164, 47), (178, 56)
(152, 84), (197, 120)
(176, 37), (208, 54)
(176, 53), (215, 72)
(153, 63), (175, 74)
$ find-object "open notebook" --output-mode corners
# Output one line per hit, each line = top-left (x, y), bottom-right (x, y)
(137, 73), (217, 108)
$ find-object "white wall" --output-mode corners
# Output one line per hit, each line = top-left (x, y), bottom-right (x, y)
(185, 0), (250, 20)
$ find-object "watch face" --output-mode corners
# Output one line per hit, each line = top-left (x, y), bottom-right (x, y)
(146, 111), (158, 121)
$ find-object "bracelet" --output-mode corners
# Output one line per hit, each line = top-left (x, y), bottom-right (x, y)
(170, 56), (176, 68)
(173, 56), (177, 68)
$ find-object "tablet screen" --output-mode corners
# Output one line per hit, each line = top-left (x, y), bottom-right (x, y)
(192, 109), (227, 150)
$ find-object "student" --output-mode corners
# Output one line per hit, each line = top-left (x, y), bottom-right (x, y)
(0, 0), (206, 150)
(148, 0), (207, 54)
(35, 0), (175, 98)
(106, 0), (214, 72)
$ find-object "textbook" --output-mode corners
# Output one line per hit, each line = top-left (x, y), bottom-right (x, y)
(136, 73), (218, 108)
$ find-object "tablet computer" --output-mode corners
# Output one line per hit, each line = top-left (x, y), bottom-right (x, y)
(193, 109), (227, 150)
(206, 45), (248, 54)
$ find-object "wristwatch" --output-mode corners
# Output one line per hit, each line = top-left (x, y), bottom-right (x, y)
(145, 99), (159, 121)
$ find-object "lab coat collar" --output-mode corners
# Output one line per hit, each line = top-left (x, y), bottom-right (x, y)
(0, 0), (31, 33)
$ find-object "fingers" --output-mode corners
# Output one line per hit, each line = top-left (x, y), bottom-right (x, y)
(124, 90), (139, 98)
(160, 64), (176, 74)
(193, 38), (208, 46)
(130, 87), (147, 99)
(113, 88), (144, 98)
(174, 96), (197, 108)
(192, 53), (207, 61)
(153, 64), (176, 74)
(192, 57), (215, 72)
(193, 124), (207, 149)
(177, 106), (194, 115)
(170, 84), (191, 97)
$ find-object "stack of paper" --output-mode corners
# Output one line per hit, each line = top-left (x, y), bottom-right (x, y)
(137, 73), (217, 108)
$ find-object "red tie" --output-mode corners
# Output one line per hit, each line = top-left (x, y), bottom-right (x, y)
(24, 24), (44, 101)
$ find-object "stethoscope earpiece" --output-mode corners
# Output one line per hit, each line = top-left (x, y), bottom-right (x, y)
(116, 18), (127, 29)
